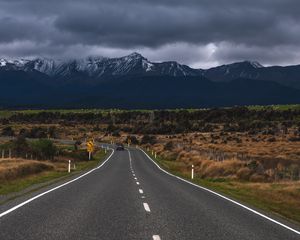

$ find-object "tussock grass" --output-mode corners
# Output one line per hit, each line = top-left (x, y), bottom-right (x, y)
(0, 149), (108, 196)
(0, 159), (54, 181)
(150, 152), (300, 224)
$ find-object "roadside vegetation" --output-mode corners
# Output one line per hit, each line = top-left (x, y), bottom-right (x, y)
(0, 105), (299, 223)
(0, 137), (107, 196)
(148, 151), (300, 224)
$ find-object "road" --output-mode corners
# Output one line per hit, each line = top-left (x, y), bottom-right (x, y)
(0, 146), (299, 240)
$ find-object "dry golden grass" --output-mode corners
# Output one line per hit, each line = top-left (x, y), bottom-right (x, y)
(0, 159), (54, 181)
(144, 131), (300, 182)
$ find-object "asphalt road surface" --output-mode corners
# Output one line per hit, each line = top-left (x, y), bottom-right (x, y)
(0, 147), (299, 240)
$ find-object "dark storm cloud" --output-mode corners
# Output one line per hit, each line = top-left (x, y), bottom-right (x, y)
(0, 0), (300, 67)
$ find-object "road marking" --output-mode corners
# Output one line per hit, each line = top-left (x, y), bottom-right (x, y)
(139, 189), (144, 194)
(133, 174), (135, 176)
(141, 196), (145, 199)
(153, 235), (161, 240)
(0, 149), (115, 219)
(143, 203), (151, 212)
(134, 177), (137, 180)
(138, 148), (300, 235)
(136, 182), (140, 185)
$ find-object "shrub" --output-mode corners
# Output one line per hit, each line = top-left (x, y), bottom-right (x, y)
(249, 173), (267, 182)
(29, 127), (48, 138)
(288, 137), (300, 142)
(126, 135), (139, 145)
(1, 126), (15, 136)
(164, 141), (174, 151)
(141, 135), (157, 145)
(112, 130), (120, 137)
(236, 167), (252, 180)
(12, 136), (30, 156)
(30, 139), (57, 160)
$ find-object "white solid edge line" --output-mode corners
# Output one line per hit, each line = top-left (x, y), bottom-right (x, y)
(138, 147), (300, 235)
(143, 202), (151, 212)
(0, 149), (115, 219)
(153, 235), (161, 240)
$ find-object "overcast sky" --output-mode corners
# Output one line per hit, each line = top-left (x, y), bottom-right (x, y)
(0, 0), (300, 68)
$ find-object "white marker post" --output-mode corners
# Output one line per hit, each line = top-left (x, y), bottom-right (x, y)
(88, 151), (91, 161)
(68, 160), (71, 173)
(191, 164), (194, 180)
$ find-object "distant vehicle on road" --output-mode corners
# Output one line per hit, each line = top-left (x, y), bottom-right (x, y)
(116, 143), (125, 151)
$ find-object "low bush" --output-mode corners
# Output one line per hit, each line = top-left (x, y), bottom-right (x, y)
(0, 160), (54, 181)
(237, 167), (252, 180)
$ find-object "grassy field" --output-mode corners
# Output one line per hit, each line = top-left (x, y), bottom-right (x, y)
(0, 104), (299, 118)
(0, 150), (107, 196)
(248, 104), (300, 111)
(149, 151), (300, 225)
(0, 108), (152, 118)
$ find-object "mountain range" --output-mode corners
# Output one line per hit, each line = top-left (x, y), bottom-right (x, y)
(0, 52), (300, 109)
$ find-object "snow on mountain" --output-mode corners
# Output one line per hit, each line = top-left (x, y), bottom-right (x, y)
(0, 54), (269, 83)
(0, 52), (198, 77)
(0, 58), (30, 69)
(1, 54), (300, 90)
(248, 61), (263, 68)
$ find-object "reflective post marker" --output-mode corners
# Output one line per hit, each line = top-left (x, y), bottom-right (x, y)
(191, 164), (194, 179)
(68, 160), (71, 173)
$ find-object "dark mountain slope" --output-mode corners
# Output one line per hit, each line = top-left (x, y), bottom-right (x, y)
(202, 61), (300, 89)
(64, 76), (300, 109)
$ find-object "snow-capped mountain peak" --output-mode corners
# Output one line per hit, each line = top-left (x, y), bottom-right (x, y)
(248, 61), (263, 68)
(0, 53), (229, 78)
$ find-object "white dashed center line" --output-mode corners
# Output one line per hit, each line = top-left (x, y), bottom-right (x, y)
(153, 235), (161, 240)
(143, 203), (151, 212)
(127, 149), (160, 239)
